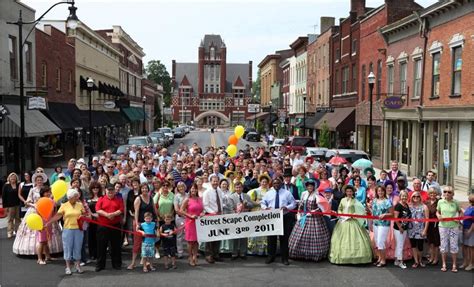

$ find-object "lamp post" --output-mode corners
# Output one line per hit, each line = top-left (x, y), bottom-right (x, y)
(7, 1), (78, 173)
(86, 78), (94, 163)
(268, 100), (273, 135)
(303, 96), (307, 137)
(367, 71), (376, 158)
(253, 95), (257, 129)
(142, 96), (147, 135)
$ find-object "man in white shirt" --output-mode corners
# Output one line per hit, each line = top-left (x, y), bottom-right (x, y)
(208, 163), (224, 181)
(421, 170), (441, 196)
(129, 145), (138, 161)
(202, 175), (224, 263)
(292, 153), (304, 169)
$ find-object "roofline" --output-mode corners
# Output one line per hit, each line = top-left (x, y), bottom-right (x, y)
(359, 4), (385, 24)
(257, 54), (281, 68)
(289, 36), (309, 50)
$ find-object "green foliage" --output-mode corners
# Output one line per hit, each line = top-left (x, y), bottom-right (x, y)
(167, 120), (174, 128)
(256, 119), (265, 135)
(154, 102), (162, 128)
(318, 121), (330, 148)
(252, 68), (261, 100)
(276, 124), (285, 138)
(146, 60), (172, 107)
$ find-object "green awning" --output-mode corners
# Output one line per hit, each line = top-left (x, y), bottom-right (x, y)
(122, 107), (145, 122)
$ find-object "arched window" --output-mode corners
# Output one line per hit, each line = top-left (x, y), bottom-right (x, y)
(210, 47), (215, 60)
(376, 60), (382, 100)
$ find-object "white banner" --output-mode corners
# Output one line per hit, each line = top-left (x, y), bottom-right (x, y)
(196, 209), (283, 242)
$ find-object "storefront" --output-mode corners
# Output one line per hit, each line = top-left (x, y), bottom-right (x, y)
(316, 107), (355, 149)
(383, 107), (474, 193)
(0, 104), (61, 175)
(122, 106), (146, 136)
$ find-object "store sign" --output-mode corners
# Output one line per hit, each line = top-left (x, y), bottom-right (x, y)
(383, 96), (404, 109)
(443, 149), (450, 168)
(278, 108), (287, 123)
(0, 104), (9, 122)
(103, 101), (116, 109)
(28, 97), (47, 110)
(248, 104), (260, 113)
(316, 107), (335, 113)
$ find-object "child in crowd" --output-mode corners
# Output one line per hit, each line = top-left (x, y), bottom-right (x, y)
(461, 194), (474, 271)
(160, 214), (177, 269)
(36, 186), (53, 265)
(138, 212), (158, 272)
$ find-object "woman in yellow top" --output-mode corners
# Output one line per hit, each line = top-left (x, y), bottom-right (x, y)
(247, 174), (271, 255)
(48, 189), (87, 275)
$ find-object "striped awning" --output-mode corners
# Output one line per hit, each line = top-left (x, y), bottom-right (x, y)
(0, 104), (61, 137)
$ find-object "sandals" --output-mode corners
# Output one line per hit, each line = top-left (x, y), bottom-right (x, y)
(376, 262), (387, 268)
(143, 267), (149, 273)
(412, 263), (419, 269)
(441, 265), (447, 272)
(430, 261), (438, 266)
(127, 264), (136, 270)
(419, 262), (426, 268)
(451, 266), (458, 273)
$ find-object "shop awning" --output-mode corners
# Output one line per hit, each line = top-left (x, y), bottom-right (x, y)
(265, 114), (278, 125)
(0, 104), (61, 137)
(305, 113), (326, 129)
(105, 111), (128, 126)
(315, 107), (355, 132)
(122, 107), (145, 122)
(246, 111), (268, 121)
(45, 102), (85, 130)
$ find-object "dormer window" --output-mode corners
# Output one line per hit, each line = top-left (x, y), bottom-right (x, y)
(210, 47), (215, 60)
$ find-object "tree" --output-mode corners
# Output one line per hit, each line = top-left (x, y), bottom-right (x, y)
(146, 60), (172, 107)
(256, 119), (265, 135)
(318, 121), (330, 148)
(252, 68), (261, 100)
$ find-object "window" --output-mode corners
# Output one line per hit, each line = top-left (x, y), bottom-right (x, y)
(376, 60), (382, 100)
(399, 61), (407, 94)
(210, 84), (214, 93)
(25, 42), (32, 82)
(351, 39), (357, 55)
(342, 66), (349, 94)
(361, 65), (366, 100)
(41, 63), (47, 87)
(205, 84), (208, 93)
(9, 36), (18, 79)
(68, 71), (72, 93)
(387, 65), (394, 96)
(56, 68), (61, 91)
(451, 46), (462, 95)
(413, 58), (422, 99)
(210, 47), (215, 60)
(431, 52), (440, 98)
(335, 69), (339, 94)
(336, 49), (340, 62)
(352, 64), (357, 92)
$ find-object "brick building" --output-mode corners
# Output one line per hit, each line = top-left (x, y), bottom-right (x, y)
(381, 0), (473, 192)
(306, 17), (337, 139)
(357, 0), (421, 166)
(171, 35), (252, 127)
(288, 36), (308, 134)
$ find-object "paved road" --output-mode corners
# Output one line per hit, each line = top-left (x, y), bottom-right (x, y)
(1, 130), (472, 286)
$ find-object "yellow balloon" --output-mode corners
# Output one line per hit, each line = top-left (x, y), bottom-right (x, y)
(52, 180), (68, 202)
(26, 213), (43, 231)
(226, 144), (238, 157)
(234, 125), (245, 139)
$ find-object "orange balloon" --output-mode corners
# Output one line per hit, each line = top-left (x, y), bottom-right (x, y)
(36, 197), (54, 220)
(228, 135), (238, 145)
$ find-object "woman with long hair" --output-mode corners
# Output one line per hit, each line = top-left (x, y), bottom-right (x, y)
(173, 181), (188, 259)
(18, 172), (34, 218)
(2, 172), (20, 238)
(86, 182), (103, 260)
(369, 186), (393, 267)
(181, 183), (204, 266)
(408, 191), (429, 268)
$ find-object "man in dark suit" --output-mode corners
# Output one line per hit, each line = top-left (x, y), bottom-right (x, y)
(387, 160), (407, 185)
(282, 169), (299, 201)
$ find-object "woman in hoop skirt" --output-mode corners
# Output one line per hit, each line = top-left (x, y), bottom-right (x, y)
(13, 172), (63, 255)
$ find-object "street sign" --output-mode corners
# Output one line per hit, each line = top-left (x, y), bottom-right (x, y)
(384, 96), (404, 109)
(316, 107), (335, 113)
(0, 104), (10, 122)
(248, 104), (260, 113)
(103, 101), (116, 109)
(443, 149), (450, 168)
(27, 97), (47, 110)
(278, 108), (287, 123)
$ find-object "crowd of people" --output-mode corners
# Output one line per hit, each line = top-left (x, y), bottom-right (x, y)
(1, 141), (473, 275)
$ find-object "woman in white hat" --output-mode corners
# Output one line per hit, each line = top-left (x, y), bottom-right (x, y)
(13, 171), (63, 255)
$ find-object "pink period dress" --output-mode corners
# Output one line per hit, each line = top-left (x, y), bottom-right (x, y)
(185, 197), (203, 242)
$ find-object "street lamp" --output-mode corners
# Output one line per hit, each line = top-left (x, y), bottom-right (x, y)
(142, 96), (147, 135)
(87, 77), (94, 163)
(268, 100), (273, 135)
(367, 71), (376, 158)
(7, 1), (78, 173)
(303, 96), (307, 137)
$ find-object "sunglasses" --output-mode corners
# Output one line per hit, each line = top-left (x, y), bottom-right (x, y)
(412, 195), (420, 198)
(443, 190), (453, 194)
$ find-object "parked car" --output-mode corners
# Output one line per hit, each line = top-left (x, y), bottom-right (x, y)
(173, 127), (186, 138)
(281, 136), (316, 154)
(127, 136), (153, 147)
(270, 138), (285, 148)
(188, 125), (195, 131)
(111, 144), (131, 159)
(304, 147), (329, 160)
(149, 131), (169, 147)
(243, 128), (257, 139)
(246, 132), (260, 142)
(178, 124), (190, 134)
(150, 136), (164, 149)
(158, 128), (174, 144)
(325, 149), (370, 163)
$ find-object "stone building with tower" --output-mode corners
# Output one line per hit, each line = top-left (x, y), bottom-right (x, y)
(171, 34), (252, 127)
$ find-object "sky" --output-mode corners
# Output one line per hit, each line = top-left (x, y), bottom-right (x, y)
(22, 0), (437, 74)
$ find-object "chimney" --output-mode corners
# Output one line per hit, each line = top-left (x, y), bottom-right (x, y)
(351, 0), (366, 17)
(171, 60), (176, 86)
(320, 17), (335, 34)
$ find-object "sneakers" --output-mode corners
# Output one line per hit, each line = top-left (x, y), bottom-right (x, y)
(399, 262), (407, 269)
(394, 260), (400, 266)
(155, 252), (160, 259)
(79, 262), (86, 266)
(65, 268), (72, 275)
